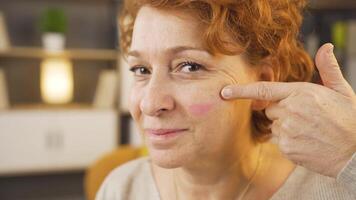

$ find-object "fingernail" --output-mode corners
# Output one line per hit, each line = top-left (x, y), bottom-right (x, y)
(221, 88), (232, 98)
(327, 43), (334, 55)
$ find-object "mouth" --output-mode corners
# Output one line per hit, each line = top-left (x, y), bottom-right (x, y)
(144, 128), (188, 145)
(146, 128), (188, 135)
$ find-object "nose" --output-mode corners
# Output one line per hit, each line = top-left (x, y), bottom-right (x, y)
(140, 81), (175, 117)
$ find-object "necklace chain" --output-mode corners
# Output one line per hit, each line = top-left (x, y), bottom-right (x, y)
(236, 145), (263, 200)
(173, 145), (263, 200)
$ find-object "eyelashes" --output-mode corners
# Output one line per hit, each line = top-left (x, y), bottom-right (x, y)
(129, 60), (206, 76)
(178, 61), (204, 73)
(129, 66), (150, 75)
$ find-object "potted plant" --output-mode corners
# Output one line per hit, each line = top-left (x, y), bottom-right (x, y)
(40, 7), (67, 52)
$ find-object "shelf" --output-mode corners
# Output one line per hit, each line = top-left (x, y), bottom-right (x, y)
(4, 103), (120, 112)
(0, 47), (118, 61)
(309, 0), (356, 10)
(0, 109), (117, 176)
(9, 103), (93, 110)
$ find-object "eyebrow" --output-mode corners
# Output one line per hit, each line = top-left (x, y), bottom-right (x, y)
(127, 46), (212, 58)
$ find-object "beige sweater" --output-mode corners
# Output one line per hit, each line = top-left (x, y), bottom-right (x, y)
(96, 153), (356, 200)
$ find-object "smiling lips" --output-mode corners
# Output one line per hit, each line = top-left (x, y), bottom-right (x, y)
(146, 128), (188, 135)
(144, 128), (188, 147)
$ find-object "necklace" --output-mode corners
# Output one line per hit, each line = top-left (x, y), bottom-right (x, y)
(236, 144), (263, 200)
(173, 145), (263, 200)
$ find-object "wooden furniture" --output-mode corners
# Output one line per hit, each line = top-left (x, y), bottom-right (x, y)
(0, 45), (121, 175)
(0, 109), (117, 175)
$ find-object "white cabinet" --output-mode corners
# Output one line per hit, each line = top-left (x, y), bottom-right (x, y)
(0, 109), (117, 175)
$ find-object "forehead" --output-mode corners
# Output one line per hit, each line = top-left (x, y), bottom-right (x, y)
(131, 6), (205, 51)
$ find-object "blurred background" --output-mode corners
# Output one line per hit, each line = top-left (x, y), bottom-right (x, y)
(0, 0), (355, 200)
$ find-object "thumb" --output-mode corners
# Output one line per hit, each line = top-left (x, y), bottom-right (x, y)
(315, 43), (354, 97)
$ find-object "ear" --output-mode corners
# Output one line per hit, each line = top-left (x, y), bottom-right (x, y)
(251, 59), (275, 111)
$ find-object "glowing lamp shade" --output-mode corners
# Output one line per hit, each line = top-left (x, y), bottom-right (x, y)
(40, 58), (74, 104)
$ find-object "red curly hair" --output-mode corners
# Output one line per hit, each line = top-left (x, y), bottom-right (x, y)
(119, 0), (315, 141)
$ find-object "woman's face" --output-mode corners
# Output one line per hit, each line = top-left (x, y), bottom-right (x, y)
(128, 6), (258, 168)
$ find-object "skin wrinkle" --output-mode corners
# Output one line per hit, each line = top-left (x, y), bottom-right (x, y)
(129, 4), (256, 164)
(115, 2), (356, 198)
(127, 6), (296, 200)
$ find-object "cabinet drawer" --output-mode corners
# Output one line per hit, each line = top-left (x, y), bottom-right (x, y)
(0, 110), (117, 175)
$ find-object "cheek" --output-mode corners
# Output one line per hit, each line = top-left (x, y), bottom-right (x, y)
(188, 103), (215, 117)
(183, 84), (222, 118)
(128, 87), (142, 120)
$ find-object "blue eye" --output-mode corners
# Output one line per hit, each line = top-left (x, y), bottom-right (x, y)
(129, 66), (150, 75)
(179, 61), (204, 73)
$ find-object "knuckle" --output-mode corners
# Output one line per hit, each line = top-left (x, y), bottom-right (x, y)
(257, 82), (273, 99)
(285, 104), (302, 117)
(329, 61), (340, 70)
(308, 93), (324, 109)
(309, 91), (320, 101)
(279, 137), (293, 154)
(281, 120), (289, 130)
(302, 87), (320, 101)
(284, 104), (295, 113)
(278, 99), (289, 108)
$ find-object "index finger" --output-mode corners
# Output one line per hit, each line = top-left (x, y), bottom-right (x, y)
(221, 81), (299, 101)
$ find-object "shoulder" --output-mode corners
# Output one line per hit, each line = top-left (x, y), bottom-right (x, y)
(95, 157), (159, 200)
(101, 157), (150, 186)
(272, 166), (355, 200)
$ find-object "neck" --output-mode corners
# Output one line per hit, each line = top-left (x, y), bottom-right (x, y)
(176, 144), (262, 200)
(153, 136), (263, 200)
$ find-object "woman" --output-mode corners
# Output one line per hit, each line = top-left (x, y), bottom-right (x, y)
(97, 0), (356, 199)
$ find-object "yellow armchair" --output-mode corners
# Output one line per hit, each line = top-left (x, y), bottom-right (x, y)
(84, 146), (141, 200)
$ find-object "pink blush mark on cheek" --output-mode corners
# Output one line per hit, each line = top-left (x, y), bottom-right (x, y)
(188, 103), (215, 116)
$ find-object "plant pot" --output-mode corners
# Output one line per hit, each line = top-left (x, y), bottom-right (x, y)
(42, 32), (65, 52)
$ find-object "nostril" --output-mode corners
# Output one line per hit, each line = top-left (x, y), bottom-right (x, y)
(156, 108), (168, 115)
(140, 89), (175, 116)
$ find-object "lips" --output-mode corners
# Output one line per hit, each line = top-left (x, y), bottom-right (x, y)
(144, 128), (188, 147)
(145, 128), (188, 135)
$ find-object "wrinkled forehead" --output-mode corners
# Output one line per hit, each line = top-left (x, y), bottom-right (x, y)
(131, 6), (206, 53)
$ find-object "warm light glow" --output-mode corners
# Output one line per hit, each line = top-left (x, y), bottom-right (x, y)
(40, 58), (74, 104)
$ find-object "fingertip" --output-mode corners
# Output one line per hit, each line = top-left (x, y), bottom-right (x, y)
(325, 43), (334, 55)
(315, 43), (335, 69)
(221, 87), (233, 99)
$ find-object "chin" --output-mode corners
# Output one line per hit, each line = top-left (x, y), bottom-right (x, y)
(148, 147), (192, 169)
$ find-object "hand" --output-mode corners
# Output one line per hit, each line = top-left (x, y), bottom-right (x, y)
(221, 43), (356, 178)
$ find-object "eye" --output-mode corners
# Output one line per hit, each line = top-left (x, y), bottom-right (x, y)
(178, 61), (204, 73)
(129, 66), (151, 75)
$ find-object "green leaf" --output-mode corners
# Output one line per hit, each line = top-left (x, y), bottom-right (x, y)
(40, 7), (67, 34)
